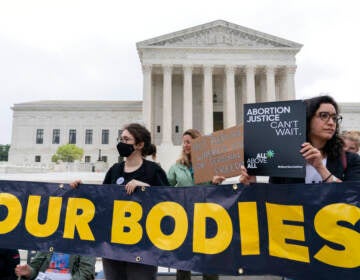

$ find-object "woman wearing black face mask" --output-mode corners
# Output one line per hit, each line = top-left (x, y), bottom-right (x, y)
(99, 123), (169, 280)
(103, 123), (169, 195)
(102, 123), (169, 280)
(71, 123), (169, 280)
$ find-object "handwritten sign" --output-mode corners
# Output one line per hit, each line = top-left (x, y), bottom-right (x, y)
(192, 126), (243, 184)
(244, 100), (306, 177)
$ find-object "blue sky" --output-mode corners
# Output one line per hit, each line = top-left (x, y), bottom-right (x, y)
(0, 0), (359, 144)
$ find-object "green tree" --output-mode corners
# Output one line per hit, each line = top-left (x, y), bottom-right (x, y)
(0, 144), (10, 161)
(51, 144), (84, 163)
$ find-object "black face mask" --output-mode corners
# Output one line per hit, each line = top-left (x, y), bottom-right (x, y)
(116, 142), (135, 157)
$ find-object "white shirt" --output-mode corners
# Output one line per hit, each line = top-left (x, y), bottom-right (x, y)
(305, 158), (327, 184)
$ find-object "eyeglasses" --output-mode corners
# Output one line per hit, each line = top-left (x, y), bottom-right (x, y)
(117, 136), (135, 143)
(317, 112), (343, 124)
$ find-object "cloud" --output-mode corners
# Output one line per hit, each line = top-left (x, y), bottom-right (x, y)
(0, 0), (359, 143)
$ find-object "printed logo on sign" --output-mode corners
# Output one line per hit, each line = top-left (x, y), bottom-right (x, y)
(247, 150), (275, 169)
(266, 150), (275, 159)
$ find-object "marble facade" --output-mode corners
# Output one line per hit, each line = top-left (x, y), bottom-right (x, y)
(9, 20), (358, 171)
(137, 20), (302, 149)
(8, 101), (142, 166)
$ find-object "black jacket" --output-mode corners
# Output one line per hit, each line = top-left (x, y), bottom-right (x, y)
(103, 159), (169, 186)
(0, 249), (20, 280)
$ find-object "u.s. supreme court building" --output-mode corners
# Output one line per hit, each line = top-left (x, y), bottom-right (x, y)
(8, 20), (360, 171)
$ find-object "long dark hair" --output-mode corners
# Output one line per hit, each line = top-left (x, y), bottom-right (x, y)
(123, 123), (156, 157)
(304, 95), (343, 159)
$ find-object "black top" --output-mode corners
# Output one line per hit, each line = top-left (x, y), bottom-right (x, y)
(103, 159), (169, 186)
(270, 151), (360, 184)
(0, 249), (20, 280)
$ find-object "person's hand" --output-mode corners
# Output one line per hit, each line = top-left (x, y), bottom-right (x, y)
(211, 175), (226, 185)
(125, 179), (149, 195)
(15, 264), (32, 278)
(300, 142), (324, 170)
(238, 165), (256, 186)
(301, 142), (336, 182)
(69, 179), (82, 189)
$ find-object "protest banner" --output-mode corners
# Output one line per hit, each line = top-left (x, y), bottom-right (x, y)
(1, 180), (360, 279)
(244, 100), (306, 177)
(191, 125), (243, 184)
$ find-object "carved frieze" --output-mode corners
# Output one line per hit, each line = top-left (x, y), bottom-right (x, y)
(150, 26), (289, 48)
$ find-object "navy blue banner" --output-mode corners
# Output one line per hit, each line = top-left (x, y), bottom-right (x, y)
(1, 180), (360, 279)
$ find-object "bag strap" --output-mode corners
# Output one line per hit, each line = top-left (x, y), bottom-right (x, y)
(341, 150), (347, 173)
(144, 160), (156, 178)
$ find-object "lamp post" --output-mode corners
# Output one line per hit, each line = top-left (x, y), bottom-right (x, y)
(0, 145), (6, 161)
(98, 149), (102, 161)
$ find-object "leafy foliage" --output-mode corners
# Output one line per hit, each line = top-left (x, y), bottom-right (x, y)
(51, 144), (84, 163)
(0, 144), (10, 161)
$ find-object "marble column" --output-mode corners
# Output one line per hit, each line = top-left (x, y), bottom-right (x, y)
(224, 65), (236, 128)
(241, 72), (247, 113)
(245, 65), (256, 103)
(279, 68), (287, 101)
(259, 70), (266, 102)
(285, 65), (297, 100)
(280, 65), (297, 100)
(203, 65), (213, 135)
(183, 65), (193, 131)
(236, 72), (247, 124)
(142, 64), (152, 130)
(266, 66), (276, 101)
(162, 65), (173, 144)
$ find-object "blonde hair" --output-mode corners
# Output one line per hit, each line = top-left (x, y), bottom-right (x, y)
(342, 130), (360, 149)
(177, 129), (201, 167)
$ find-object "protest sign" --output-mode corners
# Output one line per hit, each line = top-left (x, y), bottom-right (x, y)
(244, 100), (306, 177)
(191, 126), (243, 184)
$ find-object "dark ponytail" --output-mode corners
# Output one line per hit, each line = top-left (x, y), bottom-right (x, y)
(146, 144), (157, 158)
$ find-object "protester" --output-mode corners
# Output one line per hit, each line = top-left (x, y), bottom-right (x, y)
(239, 95), (360, 184)
(15, 251), (95, 280)
(341, 130), (360, 154)
(0, 248), (20, 280)
(239, 95), (360, 280)
(167, 128), (225, 280)
(71, 123), (169, 280)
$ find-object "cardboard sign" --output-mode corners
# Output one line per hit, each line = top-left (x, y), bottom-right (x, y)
(192, 125), (243, 184)
(244, 100), (306, 178)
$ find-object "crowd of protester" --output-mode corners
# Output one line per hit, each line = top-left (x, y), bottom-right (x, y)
(2, 95), (360, 280)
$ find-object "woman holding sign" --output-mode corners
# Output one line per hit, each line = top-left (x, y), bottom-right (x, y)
(239, 95), (360, 184)
(167, 128), (225, 280)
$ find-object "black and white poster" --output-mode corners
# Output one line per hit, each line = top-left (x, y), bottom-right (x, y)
(244, 100), (306, 178)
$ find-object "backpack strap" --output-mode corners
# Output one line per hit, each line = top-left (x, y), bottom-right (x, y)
(109, 161), (125, 176)
(144, 160), (156, 179)
(341, 150), (347, 172)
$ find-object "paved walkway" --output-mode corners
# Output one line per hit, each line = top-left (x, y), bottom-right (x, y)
(157, 276), (282, 280)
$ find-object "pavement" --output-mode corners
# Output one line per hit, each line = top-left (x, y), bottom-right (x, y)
(0, 171), (105, 184)
(157, 276), (281, 280)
